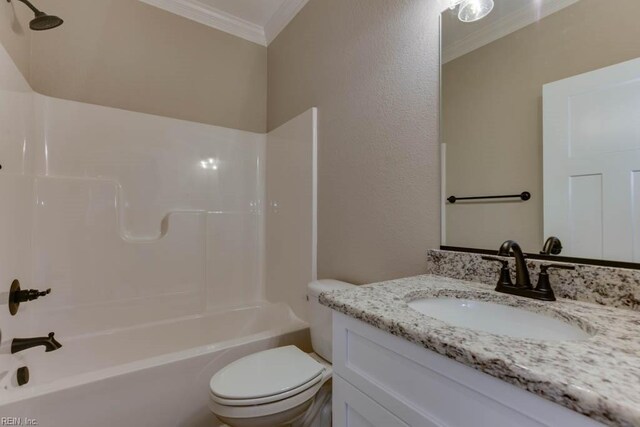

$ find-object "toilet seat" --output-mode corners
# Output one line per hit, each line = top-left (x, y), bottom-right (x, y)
(208, 347), (332, 420)
(209, 378), (325, 420)
(210, 371), (324, 406)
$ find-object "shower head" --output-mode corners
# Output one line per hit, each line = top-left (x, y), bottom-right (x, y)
(29, 10), (63, 31)
(7, 0), (63, 31)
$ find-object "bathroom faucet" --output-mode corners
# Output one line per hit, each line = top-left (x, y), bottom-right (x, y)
(540, 236), (563, 255)
(483, 240), (575, 301)
(498, 240), (531, 288)
(12, 332), (62, 354)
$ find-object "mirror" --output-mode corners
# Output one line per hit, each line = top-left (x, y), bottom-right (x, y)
(441, 0), (640, 265)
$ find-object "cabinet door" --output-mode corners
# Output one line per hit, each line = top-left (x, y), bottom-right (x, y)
(333, 376), (409, 427)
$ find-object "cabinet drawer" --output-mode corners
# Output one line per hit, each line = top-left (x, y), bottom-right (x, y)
(333, 376), (409, 427)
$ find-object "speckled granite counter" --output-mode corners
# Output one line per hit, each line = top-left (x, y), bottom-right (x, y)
(320, 275), (640, 427)
(426, 249), (640, 311)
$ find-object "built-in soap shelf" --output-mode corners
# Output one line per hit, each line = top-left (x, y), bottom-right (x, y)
(0, 90), (266, 352)
(0, 173), (262, 338)
(32, 174), (205, 303)
(34, 174), (213, 242)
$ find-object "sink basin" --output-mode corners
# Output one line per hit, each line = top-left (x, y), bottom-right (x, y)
(407, 298), (590, 341)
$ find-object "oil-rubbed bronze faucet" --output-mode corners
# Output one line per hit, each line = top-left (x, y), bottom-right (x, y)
(8, 280), (52, 315)
(540, 236), (563, 255)
(483, 240), (575, 301)
(12, 332), (62, 354)
(498, 240), (531, 288)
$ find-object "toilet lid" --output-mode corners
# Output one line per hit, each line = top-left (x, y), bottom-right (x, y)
(209, 346), (325, 401)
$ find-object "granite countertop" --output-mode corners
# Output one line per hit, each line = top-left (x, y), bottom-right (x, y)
(319, 275), (640, 427)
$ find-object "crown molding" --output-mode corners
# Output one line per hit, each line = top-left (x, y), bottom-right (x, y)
(443, 0), (581, 63)
(139, 0), (310, 47)
(440, 0), (458, 12)
(264, 0), (311, 45)
(139, 0), (267, 46)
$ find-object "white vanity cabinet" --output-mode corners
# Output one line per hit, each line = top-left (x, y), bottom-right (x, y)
(331, 312), (604, 427)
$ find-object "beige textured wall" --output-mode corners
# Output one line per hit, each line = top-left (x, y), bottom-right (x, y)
(268, 0), (441, 285)
(0, 0), (31, 80)
(444, 0), (640, 253)
(28, 0), (267, 132)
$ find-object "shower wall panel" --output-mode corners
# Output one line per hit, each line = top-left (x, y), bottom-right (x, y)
(0, 42), (266, 342)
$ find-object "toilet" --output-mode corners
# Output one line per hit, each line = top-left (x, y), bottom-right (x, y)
(208, 280), (355, 427)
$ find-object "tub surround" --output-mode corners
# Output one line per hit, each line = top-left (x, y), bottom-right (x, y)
(427, 249), (640, 311)
(0, 37), (318, 427)
(320, 275), (640, 426)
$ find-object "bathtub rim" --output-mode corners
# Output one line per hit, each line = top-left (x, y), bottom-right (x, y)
(0, 306), (308, 406)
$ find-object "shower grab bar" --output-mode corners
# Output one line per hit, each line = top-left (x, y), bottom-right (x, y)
(447, 191), (531, 204)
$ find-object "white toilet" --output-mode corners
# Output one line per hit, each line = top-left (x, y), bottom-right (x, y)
(208, 280), (355, 427)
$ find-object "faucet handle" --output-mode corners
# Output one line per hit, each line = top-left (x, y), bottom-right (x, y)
(540, 263), (576, 273)
(9, 280), (53, 315)
(482, 256), (513, 288)
(535, 263), (575, 301)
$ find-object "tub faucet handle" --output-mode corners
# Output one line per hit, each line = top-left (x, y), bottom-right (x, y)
(9, 279), (52, 315)
(14, 287), (51, 303)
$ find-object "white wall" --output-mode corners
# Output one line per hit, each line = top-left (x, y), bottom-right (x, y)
(266, 108), (317, 321)
(29, 95), (268, 338)
(0, 43), (38, 347)
(0, 42), (267, 347)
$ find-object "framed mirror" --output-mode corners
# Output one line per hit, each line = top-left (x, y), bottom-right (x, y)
(441, 0), (640, 267)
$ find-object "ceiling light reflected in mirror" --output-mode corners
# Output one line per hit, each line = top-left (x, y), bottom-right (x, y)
(449, 0), (495, 22)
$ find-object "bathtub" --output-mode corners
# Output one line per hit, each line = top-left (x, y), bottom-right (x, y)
(0, 302), (309, 427)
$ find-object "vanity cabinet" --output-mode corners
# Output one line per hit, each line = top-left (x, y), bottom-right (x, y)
(331, 312), (604, 427)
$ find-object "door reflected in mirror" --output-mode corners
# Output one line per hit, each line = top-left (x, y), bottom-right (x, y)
(441, 0), (640, 264)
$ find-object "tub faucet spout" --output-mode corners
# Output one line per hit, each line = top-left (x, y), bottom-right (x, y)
(12, 332), (62, 354)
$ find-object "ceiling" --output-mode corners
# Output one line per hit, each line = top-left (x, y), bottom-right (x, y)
(139, 0), (310, 46)
(442, 0), (582, 63)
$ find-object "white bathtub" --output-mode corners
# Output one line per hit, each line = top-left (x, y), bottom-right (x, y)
(0, 302), (309, 427)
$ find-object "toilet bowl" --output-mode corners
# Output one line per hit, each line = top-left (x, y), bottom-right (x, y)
(209, 347), (331, 427)
(208, 280), (355, 427)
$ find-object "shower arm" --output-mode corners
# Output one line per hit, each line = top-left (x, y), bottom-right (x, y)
(8, 0), (43, 15)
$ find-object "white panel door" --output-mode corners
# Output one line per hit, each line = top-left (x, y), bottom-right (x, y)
(543, 58), (640, 262)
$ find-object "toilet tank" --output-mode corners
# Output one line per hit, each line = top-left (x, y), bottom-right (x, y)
(308, 280), (356, 362)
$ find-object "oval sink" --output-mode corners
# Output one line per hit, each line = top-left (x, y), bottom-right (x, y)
(407, 298), (590, 341)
